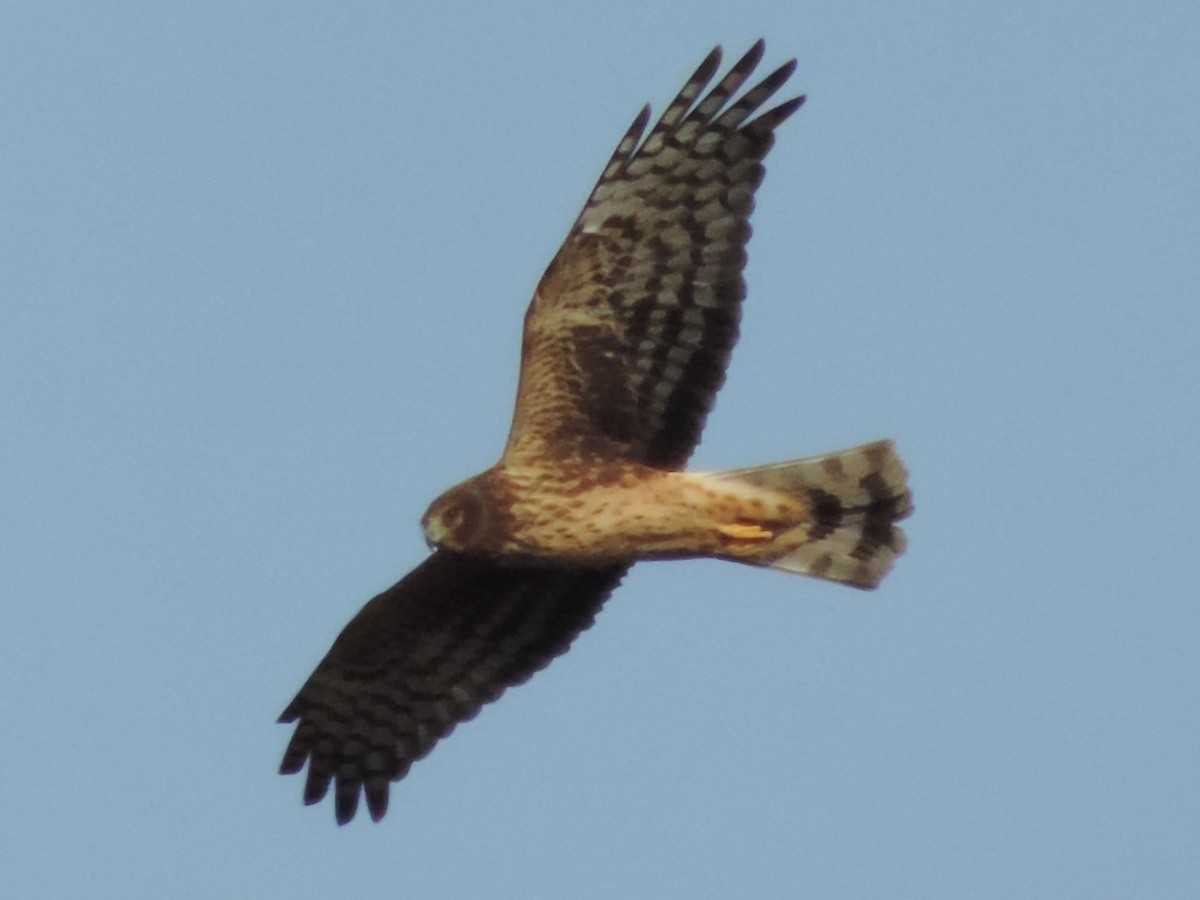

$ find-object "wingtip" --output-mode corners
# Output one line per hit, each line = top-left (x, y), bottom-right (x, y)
(777, 94), (808, 118)
(301, 777), (324, 803)
(701, 44), (723, 72)
(366, 786), (390, 822)
(278, 752), (305, 776)
(335, 788), (359, 826)
(750, 94), (807, 134)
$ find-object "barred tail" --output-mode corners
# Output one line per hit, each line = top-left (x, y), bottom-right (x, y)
(713, 440), (912, 590)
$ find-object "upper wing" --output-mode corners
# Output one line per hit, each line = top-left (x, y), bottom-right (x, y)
(504, 41), (804, 470)
(279, 551), (626, 824)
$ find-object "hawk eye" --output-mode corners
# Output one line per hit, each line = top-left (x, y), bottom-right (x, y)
(438, 491), (483, 545)
(443, 503), (465, 529)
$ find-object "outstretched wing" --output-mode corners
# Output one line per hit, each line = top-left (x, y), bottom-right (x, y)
(279, 551), (626, 824)
(504, 41), (804, 470)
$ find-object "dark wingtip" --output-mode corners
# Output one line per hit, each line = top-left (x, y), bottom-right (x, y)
(743, 38), (767, 67)
(750, 95), (807, 135)
(278, 749), (306, 776)
(366, 784), (390, 822)
(335, 782), (360, 826)
(277, 689), (303, 723)
(700, 45), (724, 76)
(631, 103), (651, 133)
(303, 766), (331, 806)
(775, 94), (807, 119)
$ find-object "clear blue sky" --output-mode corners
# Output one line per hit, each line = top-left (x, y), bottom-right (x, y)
(3, 2), (1198, 897)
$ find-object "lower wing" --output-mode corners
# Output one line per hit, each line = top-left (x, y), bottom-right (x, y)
(278, 550), (627, 823)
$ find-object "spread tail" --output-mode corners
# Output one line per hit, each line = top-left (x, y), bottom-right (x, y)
(712, 440), (912, 589)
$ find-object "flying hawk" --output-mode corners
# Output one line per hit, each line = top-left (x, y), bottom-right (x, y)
(279, 41), (912, 824)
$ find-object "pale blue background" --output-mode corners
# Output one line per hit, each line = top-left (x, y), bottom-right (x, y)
(3, 2), (1198, 897)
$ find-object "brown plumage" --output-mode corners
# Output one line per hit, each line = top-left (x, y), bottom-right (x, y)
(279, 41), (912, 824)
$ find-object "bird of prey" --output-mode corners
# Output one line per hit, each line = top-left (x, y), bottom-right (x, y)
(279, 40), (912, 824)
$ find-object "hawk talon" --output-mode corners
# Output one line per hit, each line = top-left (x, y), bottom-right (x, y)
(717, 522), (775, 542)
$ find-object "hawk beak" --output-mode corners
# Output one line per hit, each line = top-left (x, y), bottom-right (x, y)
(422, 515), (446, 550)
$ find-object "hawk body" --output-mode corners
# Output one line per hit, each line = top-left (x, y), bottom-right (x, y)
(424, 444), (908, 576)
(280, 41), (912, 824)
(425, 462), (808, 563)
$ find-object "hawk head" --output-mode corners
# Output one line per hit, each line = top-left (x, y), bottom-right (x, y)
(421, 477), (493, 552)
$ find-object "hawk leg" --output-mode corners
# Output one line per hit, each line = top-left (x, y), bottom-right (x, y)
(716, 522), (776, 542)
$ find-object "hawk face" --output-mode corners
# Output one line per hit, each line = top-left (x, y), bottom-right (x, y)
(422, 478), (492, 552)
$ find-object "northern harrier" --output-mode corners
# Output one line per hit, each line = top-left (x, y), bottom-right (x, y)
(279, 41), (912, 824)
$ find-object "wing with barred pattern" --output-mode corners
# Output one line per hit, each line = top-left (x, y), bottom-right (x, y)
(504, 41), (804, 469)
(279, 551), (625, 823)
